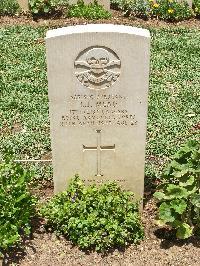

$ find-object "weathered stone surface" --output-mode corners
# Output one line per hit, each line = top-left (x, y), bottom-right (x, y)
(17, 0), (29, 11)
(46, 24), (150, 199)
(180, 0), (192, 8)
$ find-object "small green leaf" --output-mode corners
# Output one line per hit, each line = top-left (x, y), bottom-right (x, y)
(44, 6), (50, 13)
(190, 194), (200, 208)
(154, 191), (166, 200)
(171, 219), (182, 228)
(16, 194), (26, 203)
(32, 8), (39, 14)
(170, 199), (187, 214)
(186, 185), (198, 195)
(166, 184), (188, 199)
(174, 169), (188, 178)
(159, 202), (175, 223)
(176, 223), (193, 239)
(24, 226), (31, 235)
(179, 175), (195, 187)
(155, 219), (166, 226)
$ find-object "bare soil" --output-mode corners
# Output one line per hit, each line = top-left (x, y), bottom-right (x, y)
(0, 11), (199, 266)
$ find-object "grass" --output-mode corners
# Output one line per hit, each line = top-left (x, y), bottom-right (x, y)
(0, 0), (20, 15)
(0, 25), (199, 180)
(147, 27), (200, 174)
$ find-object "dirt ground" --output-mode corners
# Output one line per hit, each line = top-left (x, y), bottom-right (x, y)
(0, 11), (200, 266)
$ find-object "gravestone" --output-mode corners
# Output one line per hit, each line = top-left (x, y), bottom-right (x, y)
(178, 0), (192, 7)
(18, 0), (29, 11)
(68, 0), (110, 10)
(46, 24), (150, 199)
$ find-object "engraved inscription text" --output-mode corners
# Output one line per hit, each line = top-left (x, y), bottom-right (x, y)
(60, 94), (138, 127)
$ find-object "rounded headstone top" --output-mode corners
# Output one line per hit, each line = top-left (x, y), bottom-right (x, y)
(46, 24), (150, 39)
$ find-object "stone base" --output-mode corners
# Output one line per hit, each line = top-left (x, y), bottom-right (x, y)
(17, 0), (29, 11)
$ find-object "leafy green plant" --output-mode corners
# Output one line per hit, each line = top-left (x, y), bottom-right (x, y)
(29, 0), (55, 14)
(111, 0), (193, 21)
(154, 140), (200, 239)
(193, 0), (200, 16)
(151, 0), (193, 21)
(119, 0), (152, 19)
(0, 0), (20, 15)
(29, 0), (68, 14)
(67, 0), (112, 19)
(41, 175), (144, 251)
(0, 156), (37, 251)
(110, 0), (124, 10)
(131, 0), (151, 18)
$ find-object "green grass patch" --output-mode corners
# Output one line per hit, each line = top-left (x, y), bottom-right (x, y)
(0, 25), (199, 180)
(0, 0), (20, 15)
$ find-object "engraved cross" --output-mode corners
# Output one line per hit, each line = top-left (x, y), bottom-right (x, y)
(83, 130), (115, 177)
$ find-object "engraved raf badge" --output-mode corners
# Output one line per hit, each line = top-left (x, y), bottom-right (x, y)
(74, 46), (121, 90)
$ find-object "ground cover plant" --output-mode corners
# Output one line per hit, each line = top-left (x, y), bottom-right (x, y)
(29, 0), (54, 14)
(0, 157), (36, 253)
(111, 0), (193, 21)
(67, 0), (112, 19)
(29, 0), (69, 15)
(1, 0), (199, 21)
(152, 0), (193, 21)
(41, 175), (144, 251)
(154, 140), (200, 239)
(117, 0), (152, 19)
(0, 26), (51, 181)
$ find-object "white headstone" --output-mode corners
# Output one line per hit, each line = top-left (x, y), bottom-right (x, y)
(17, 0), (29, 11)
(68, 0), (110, 10)
(178, 0), (192, 7)
(46, 24), (150, 199)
